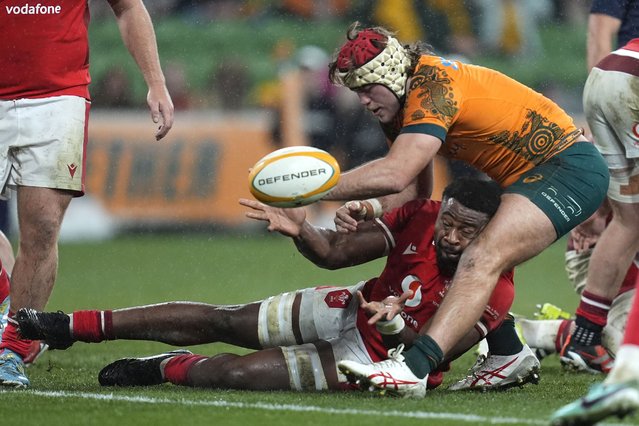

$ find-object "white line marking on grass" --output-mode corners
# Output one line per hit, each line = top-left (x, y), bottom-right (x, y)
(20, 389), (553, 425)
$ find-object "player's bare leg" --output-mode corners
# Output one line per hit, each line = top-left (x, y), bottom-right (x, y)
(427, 194), (557, 354)
(99, 343), (343, 391)
(112, 302), (262, 348)
(0, 187), (71, 388)
(12, 187), (72, 311)
(16, 301), (263, 349)
(582, 200), (639, 301)
(17, 290), (323, 350)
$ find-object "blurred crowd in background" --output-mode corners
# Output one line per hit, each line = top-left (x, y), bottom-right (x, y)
(0, 0), (595, 239)
(88, 0), (591, 170)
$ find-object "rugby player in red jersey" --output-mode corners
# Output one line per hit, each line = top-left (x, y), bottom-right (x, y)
(0, 0), (174, 388)
(17, 179), (537, 395)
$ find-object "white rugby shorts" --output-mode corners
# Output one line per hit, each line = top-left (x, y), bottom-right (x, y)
(583, 68), (639, 203)
(257, 282), (373, 387)
(0, 96), (88, 198)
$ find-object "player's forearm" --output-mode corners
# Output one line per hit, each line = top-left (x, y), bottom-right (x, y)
(587, 13), (621, 71)
(293, 222), (349, 269)
(112, 1), (166, 89)
(324, 158), (413, 201)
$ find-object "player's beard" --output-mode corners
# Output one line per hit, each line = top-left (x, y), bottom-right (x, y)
(435, 246), (460, 277)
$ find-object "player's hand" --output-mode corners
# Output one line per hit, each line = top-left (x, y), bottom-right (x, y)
(147, 84), (175, 141)
(357, 290), (413, 325)
(240, 198), (306, 237)
(334, 201), (367, 233)
(570, 211), (608, 253)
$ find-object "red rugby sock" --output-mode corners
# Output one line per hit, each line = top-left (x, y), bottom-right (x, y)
(0, 313), (33, 358)
(71, 310), (114, 342)
(163, 354), (207, 385)
(575, 290), (611, 327)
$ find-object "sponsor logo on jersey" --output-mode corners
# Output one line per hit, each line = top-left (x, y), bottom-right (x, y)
(5, 3), (63, 15)
(632, 122), (639, 140)
(402, 243), (418, 255)
(401, 275), (422, 308)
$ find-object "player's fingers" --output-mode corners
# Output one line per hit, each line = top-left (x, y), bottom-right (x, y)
(335, 212), (359, 229)
(239, 198), (265, 210)
(397, 291), (413, 304)
(367, 310), (386, 325)
(356, 290), (367, 306)
(154, 105), (174, 141)
(334, 217), (357, 233)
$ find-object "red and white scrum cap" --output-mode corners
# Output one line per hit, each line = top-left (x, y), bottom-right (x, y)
(335, 29), (411, 98)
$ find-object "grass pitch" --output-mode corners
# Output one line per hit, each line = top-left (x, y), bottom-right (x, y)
(1, 233), (636, 426)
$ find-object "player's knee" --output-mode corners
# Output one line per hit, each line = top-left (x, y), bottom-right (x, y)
(19, 215), (61, 250)
(459, 240), (504, 276)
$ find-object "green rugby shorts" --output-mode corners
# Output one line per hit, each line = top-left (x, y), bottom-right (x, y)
(505, 141), (609, 239)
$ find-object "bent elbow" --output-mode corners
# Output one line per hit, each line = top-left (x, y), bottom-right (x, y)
(387, 171), (413, 193)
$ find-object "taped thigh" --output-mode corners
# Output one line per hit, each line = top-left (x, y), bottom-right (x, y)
(257, 292), (298, 348)
(564, 249), (592, 295)
(281, 343), (328, 391)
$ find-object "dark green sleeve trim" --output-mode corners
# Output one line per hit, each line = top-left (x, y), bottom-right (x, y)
(400, 123), (447, 143)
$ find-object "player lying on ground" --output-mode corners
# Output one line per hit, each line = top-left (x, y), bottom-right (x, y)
(17, 179), (537, 395)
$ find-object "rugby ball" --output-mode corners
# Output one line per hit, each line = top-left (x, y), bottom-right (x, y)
(248, 146), (340, 207)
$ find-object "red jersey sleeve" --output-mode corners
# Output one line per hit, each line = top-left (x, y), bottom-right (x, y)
(375, 199), (440, 249)
(475, 270), (515, 337)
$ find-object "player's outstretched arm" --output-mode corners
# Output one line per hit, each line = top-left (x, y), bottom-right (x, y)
(240, 198), (387, 269)
(107, 0), (174, 140)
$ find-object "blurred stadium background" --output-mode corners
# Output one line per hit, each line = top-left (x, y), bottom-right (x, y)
(3, 0), (591, 240)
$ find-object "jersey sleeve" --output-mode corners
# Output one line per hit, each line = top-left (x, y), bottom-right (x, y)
(375, 199), (438, 249)
(400, 57), (463, 143)
(590, 0), (624, 18)
(474, 270), (515, 338)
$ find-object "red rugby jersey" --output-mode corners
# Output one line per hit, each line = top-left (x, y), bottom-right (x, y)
(0, 1), (91, 99)
(356, 199), (515, 362)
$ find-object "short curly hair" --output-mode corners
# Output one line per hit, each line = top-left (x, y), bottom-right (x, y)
(442, 178), (503, 217)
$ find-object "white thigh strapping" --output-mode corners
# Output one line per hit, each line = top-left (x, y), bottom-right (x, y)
(280, 326), (373, 390)
(257, 282), (365, 348)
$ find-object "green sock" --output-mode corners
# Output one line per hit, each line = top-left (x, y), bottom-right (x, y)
(403, 335), (444, 379)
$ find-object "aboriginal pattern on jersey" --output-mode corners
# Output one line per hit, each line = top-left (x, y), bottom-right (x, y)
(489, 109), (582, 164)
(408, 65), (459, 126)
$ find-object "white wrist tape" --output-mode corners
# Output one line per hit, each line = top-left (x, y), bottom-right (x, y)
(375, 315), (405, 335)
(365, 198), (383, 219)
